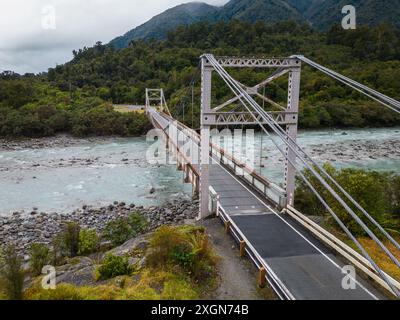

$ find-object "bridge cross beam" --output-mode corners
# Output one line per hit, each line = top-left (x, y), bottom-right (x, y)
(145, 88), (171, 116)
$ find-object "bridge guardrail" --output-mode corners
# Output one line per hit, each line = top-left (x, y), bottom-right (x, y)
(216, 203), (294, 300)
(286, 205), (400, 296)
(209, 144), (286, 208)
(157, 111), (287, 209)
(152, 110), (400, 298)
(150, 110), (200, 177)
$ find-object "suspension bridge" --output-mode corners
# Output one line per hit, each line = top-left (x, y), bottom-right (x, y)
(143, 55), (400, 300)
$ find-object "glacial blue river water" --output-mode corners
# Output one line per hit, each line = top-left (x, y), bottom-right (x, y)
(0, 127), (399, 216)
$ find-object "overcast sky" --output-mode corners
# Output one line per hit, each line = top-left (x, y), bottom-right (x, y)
(0, 0), (227, 74)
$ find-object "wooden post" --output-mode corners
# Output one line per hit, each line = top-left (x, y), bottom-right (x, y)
(193, 176), (200, 199)
(224, 221), (231, 234)
(177, 155), (183, 171)
(184, 166), (190, 183)
(239, 241), (246, 258)
(258, 267), (266, 288)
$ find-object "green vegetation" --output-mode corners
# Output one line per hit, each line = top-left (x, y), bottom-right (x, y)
(0, 78), (151, 138)
(24, 271), (199, 300)
(59, 222), (80, 258)
(51, 224), (102, 264)
(296, 164), (400, 237)
(128, 213), (150, 235)
(28, 243), (50, 276)
(1, 21), (400, 138)
(103, 219), (133, 247)
(78, 229), (100, 256)
(295, 165), (400, 281)
(0, 246), (25, 300)
(103, 213), (148, 246)
(22, 225), (218, 300)
(147, 226), (218, 283)
(97, 254), (131, 280)
(109, 0), (400, 47)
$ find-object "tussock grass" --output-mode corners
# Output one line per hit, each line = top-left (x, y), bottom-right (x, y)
(357, 237), (400, 281)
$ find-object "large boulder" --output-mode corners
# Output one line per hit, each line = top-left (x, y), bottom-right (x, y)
(55, 257), (97, 287)
(106, 235), (149, 257)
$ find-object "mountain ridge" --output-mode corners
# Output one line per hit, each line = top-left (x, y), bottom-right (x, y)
(109, 0), (400, 49)
(109, 2), (220, 49)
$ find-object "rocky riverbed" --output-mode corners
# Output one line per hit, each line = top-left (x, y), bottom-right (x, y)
(0, 135), (105, 151)
(0, 199), (199, 257)
(306, 138), (400, 162)
(261, 138), (400, 164)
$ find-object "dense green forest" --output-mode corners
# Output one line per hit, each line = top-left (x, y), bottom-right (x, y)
(1, 20), (400, 138)
(296, 163), (400, 237)
(109, 0), (400, 47)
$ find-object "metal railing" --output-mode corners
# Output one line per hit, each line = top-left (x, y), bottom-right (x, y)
(157, 111), (287, 209)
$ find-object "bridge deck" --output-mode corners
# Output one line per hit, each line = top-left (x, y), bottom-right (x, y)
(150, 109), (385, 300)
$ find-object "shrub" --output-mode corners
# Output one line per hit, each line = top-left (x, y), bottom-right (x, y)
(59, 222), (81, 258)
(51, 235), (67, 266)
(171, 244), (196, 271)
(50, 222), (81, 264)
(103, 218), (133, 246)
(0, 245), (24, 300)
(128, 213), (149, 234)
(103, 214), (148, 247)
(97, 254), (131, 280)
(147, 226), (187, 267)
(295, 163), (400, 236)
(147, 226), (218, 282)
(29, 243), (50, 276)
(78, 229), (100, 256)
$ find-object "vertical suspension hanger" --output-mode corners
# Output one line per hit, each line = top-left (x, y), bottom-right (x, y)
(191, 83), (195, 129)
(259, 133), (263, 174)
(259, 85), (266, 173)
(182, 102), (185, 125)
(262, 86), (266, 109)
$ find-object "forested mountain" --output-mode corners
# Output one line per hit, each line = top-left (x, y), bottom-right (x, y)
(109, 0), (400, 48)
(307, 0), (400, 30)
(216, 0), (303, 23)
(109, 2), (220, 49)
(284, 0), (324, 15)
(1, 20), (400, 138)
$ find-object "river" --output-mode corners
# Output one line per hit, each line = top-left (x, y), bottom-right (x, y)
(1, 127), (399, 216)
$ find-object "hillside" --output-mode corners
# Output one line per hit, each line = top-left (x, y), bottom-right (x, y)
(109, 2), (220, 49)
(307, 0), (400, 30)
(285, 0), (324, 15)
(216, 0), (303, 23)
(1, 20), (400, 138)
(109, 0), (400, 48)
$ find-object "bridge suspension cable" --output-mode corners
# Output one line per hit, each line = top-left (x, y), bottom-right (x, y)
(172, 67), (200, 129)
(204, 53), (400, 296)
(294, 55), (400, 114)
(204, 54), (400, 253)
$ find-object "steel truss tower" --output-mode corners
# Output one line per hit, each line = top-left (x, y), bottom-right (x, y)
(200, 56), (301, 218)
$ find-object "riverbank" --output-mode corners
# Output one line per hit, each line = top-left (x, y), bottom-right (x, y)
(0, 199), (199, 257)
(0, 135), (104, 151)
(0, 135), (192, 215)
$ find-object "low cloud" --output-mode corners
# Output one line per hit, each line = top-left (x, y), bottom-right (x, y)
(0, 0), (227, 74)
